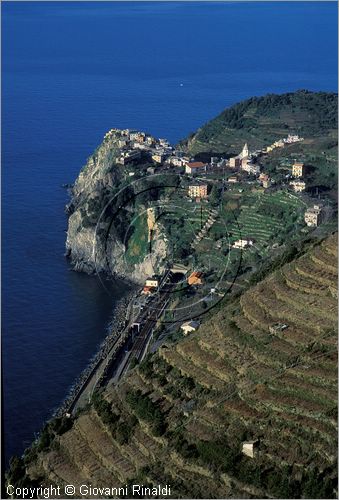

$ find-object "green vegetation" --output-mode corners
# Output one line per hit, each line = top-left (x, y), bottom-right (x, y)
(92, 391), (137, 444)
(182, 90), (338, 155)
(221, 190), (305, 249)
(125, 211), (149, 265)
(126, 389), (167, 436)
(9, 234), (338, 498)
(22, 93), (337, 498)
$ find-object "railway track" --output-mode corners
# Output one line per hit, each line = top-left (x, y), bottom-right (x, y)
(67, 271), (177, 413)
(117, 279), (175, 379)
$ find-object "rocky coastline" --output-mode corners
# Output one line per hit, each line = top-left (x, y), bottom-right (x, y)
(54, 286), (139, 418)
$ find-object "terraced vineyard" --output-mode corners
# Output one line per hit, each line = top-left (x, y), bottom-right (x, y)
(224, 191), (306, 248)
(19, 234), (337, 498)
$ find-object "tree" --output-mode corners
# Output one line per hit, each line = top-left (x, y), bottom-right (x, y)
(210, 185), (222, 206)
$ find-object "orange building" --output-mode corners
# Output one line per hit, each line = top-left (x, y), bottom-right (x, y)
(188, 271), (203, 286)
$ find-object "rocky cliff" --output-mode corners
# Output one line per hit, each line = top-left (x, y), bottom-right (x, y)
(65, 130), (167, 283)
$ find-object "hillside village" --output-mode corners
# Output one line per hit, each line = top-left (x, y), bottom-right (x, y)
(98, 127), (335, 337)
(104, 126), (329, 230)
(7, 91), (337, 499)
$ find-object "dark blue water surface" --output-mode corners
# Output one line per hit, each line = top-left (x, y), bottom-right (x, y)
(2, 1), (337, 464)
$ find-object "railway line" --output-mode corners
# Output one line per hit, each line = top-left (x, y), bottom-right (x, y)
(67, 269), (176, 414)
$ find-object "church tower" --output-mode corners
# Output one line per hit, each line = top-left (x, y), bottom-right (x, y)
(241, 143), (249, 158)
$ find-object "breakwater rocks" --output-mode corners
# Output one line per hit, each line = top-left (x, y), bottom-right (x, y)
(54, 289), (139, 417)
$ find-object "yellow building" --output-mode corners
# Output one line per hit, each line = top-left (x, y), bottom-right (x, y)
(188, 185), (208, 199)
(152, 152), (165, 163)
(292, 162), (305, 178)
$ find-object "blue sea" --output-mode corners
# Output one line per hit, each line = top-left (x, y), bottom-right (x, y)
(2, 1), (337, 465)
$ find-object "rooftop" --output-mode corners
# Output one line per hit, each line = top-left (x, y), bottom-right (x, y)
(189, 271), (203, 278)
(188, 162), (207, 168)
(181, 320), (200, 330)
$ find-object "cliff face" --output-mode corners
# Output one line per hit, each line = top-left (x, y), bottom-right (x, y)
(65, 132), (167, 282)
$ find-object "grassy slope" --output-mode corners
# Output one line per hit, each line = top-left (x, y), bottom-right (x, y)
(180, 90), (338, 156)
(18, 233), (337, 499)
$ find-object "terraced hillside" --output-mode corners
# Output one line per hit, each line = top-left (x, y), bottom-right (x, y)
(181, 90), (338, 155)
(16, 235), (337, 498)
(224, 190), (306, 249)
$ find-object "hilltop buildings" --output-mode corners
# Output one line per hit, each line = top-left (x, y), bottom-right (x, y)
(118, 149), (141, 165)
(229, 143), (261, 176)
(152, 152), (166, 164)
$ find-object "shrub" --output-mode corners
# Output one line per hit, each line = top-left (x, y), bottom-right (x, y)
(126, 390), (167, 436)
(196, 438), (239, 473)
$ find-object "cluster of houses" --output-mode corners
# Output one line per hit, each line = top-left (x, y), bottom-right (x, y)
(104, 128), (307, 193)
(265, 134), (304, 152)
(104, 128), (173, 166)
(104, 128), (323, 228)
(140, 271), (204, 336)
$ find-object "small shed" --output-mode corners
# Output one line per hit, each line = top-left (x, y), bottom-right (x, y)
(181, 321), (200, 335)
(242, 440), (259, 458)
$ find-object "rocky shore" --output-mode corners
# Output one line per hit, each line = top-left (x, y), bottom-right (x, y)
(54, 286), (139, 418)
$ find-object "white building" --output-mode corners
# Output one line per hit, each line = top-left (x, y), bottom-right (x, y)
(284, 134), (303, 144)
(119, 149), (141, 165)
(242, 440), (259, 458)
(181, 321), (200, 335)
(185, 162), (207, 174)
(289, 180), (306, 193)
(242, 162), (260, 175)
(232, 239), (254, 249)
(145, 277), (159, 288)
(239, 143), (249, 159)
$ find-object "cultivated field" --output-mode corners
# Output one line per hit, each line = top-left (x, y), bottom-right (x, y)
(27, 234), (337, 498)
